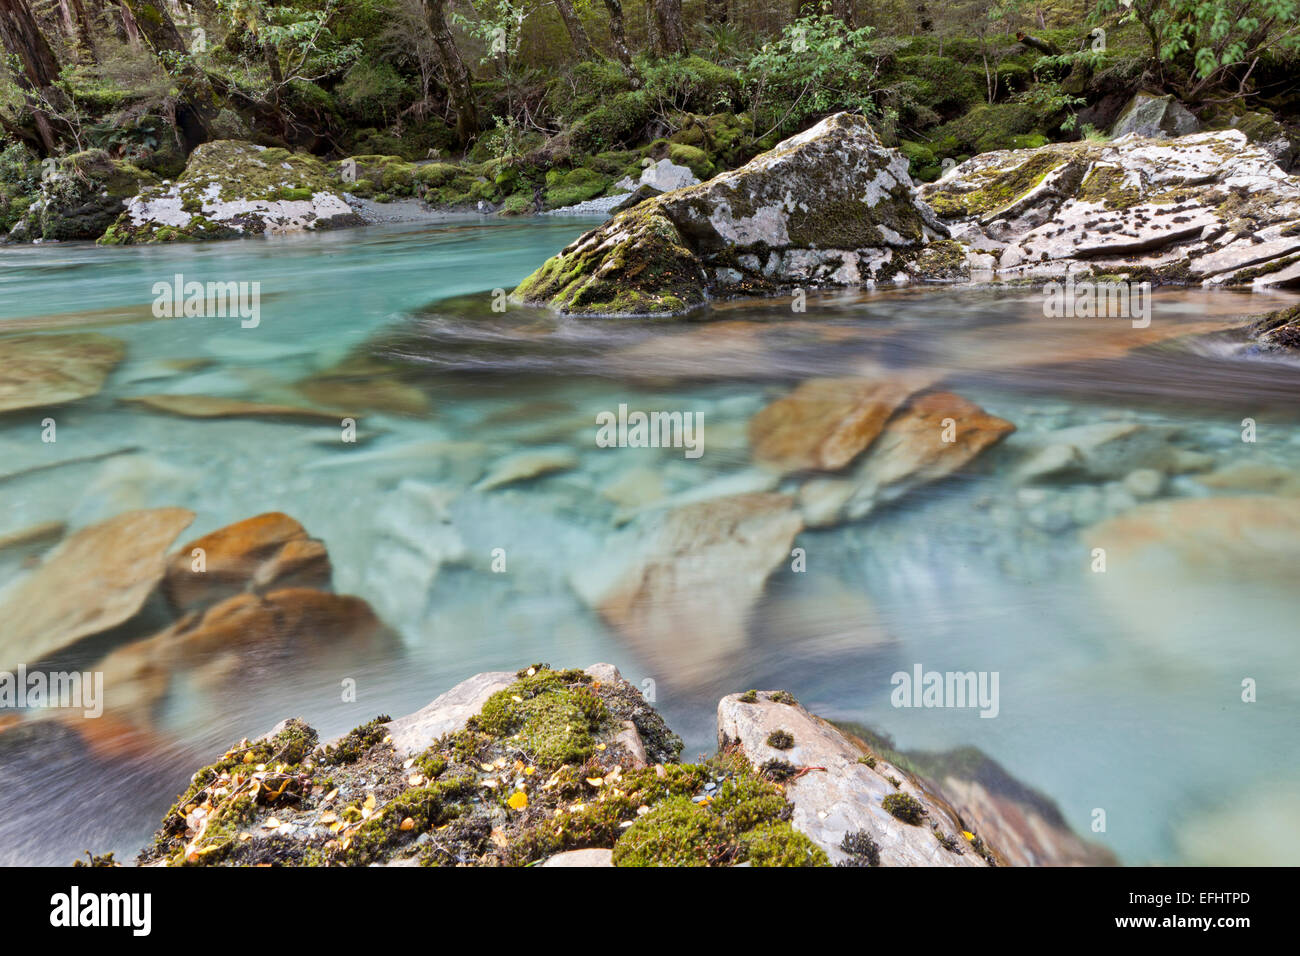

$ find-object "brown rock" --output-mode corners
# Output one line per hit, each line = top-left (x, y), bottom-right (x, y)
(800, 391), (1015, 526)
(0, 508), (194, 671)
(121, 394), (356, 421)
(749, 376), (919, 473)
(0, 332), (126, 413)
(164, 512), (332, 614)
(295, 357), (432, 417)
(93, 588), (390, 728)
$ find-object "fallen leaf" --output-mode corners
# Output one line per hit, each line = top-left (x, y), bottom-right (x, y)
(507, 791), (528, 810)
(400, 817), (415, 831)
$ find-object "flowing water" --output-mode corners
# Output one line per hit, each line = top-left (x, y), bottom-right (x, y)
(1, 216), (1298, 866)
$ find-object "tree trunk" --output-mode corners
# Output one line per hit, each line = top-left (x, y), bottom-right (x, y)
(706, 0), (727, 24)
(0, 0), (66, 153)
(644, 1), (662, 57)
(69, 0), (96, 55)
(601, 0), (633, 70)
(118, 0), (141, 47)
(652, 0), (686, 55)
(831, 0), (854, 28)
(0, 0), (63, 89)
(553, 0), (594, 59)
(116, 0), (213, 151)
(421, 0), (478, 147)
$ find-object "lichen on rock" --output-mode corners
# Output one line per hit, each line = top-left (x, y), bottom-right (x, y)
(101, 140), (363, 245)
(512, 112), (948, 315)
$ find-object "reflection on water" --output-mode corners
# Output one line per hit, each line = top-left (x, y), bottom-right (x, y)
(1, 218), (1298, 866)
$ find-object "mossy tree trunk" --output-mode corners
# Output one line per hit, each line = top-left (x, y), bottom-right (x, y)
(831, 0), (854, 28)
(651, 0), (687, 55)
(57, 0), (97, 59)
(0, 0), (66, 153)
(421, 0), (479, 147)
(554, 0), (594, 59)
(601, 0), (634, 71)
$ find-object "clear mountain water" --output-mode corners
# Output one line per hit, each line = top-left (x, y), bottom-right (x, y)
(1, 216), (1298, 866)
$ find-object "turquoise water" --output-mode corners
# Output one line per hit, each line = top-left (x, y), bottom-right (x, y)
(1, 217), (1298, 866)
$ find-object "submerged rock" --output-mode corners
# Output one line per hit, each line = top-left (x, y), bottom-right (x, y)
(571, 493), (802, 685)
(101, 141), (363, 244)
(0, 332), (126, 414)
(120, 394), (356, 421)
(92, 588), (393, 729)
(748, 375), (924, 474)
(163, 512), (332, 615)
(798, 391), (1015, 527)
(0, 508), (194, 671)
(513, 112), (946, 315)
(922, 130), (1300, 286)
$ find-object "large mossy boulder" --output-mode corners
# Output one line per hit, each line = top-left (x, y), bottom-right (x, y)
(102, 140), (362, 244)
(512, 112), (948, 316)
(12, 150), (156, 241)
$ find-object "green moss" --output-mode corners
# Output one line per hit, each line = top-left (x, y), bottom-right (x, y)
(512, 201), (706, 315)
(1077, 164), (1142, 210)
(926, 148), (1068, 219)
(324, 715), (392, 765)
(738, 689), (759, 704)
(882, 791), (926, 825)
(935, 102), (1042, 155)
(766, 729), (794, 750)
(612, 796), (730, 866)
(768, 690), (798, 706)
(667, 143), (714, 180)
(742, 821), (829, 866)
(469, 668), (607, 768)
(327, 774), (476, 866)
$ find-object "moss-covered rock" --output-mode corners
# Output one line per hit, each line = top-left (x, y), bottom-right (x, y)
(512, 202), (708, 315)
(102, 140), (362, 244)
(16, 150), (157, 241)
(513, 112), (948, 315)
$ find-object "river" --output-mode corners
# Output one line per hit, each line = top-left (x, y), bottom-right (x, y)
(1, 216), (1298, 866)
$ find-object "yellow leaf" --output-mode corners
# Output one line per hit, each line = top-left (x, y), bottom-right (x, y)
(962, 831), (975, 841)
(320, 811), (338, 825)
(262, 818), (280, 829)
(511, 695), (524, 703)
(507, 791), (528, 811)
(586, 777), (604, 787)
(400, 817), (415, 831)
(408, 774), (424, 787)
(524, 766), (536, 776)
(363, 794), (376, 810)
